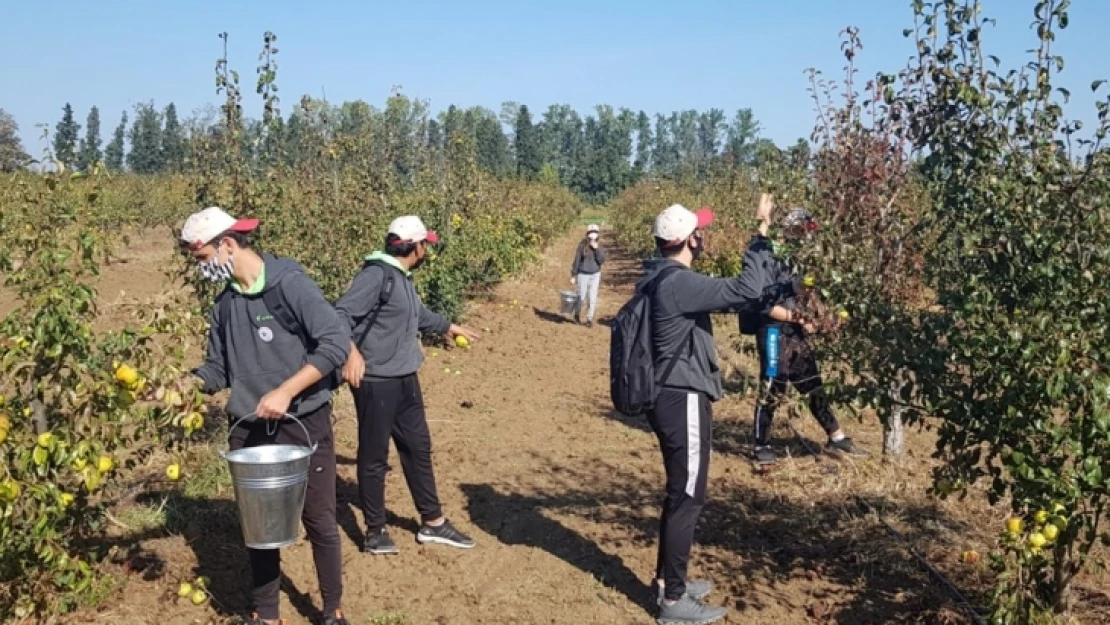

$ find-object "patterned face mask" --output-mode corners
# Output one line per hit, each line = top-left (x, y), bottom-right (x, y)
(197, 244), (234, 283)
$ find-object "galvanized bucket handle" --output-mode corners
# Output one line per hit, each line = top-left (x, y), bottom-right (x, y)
(221, 412), (318, 459)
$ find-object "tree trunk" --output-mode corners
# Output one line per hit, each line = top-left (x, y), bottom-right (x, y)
(883, 376), (906, 457)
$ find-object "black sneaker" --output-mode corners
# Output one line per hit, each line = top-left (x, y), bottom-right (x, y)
(574, 313), (581, 324)
(321, 611), (350, 625)
(586, 320), (594, 328)
(657, 579), (713, 603)
(753, 445), (776, 465)
(826, 436), (868, 456)
(656, 595), (728, 624)
(417, 519), (476, 549)
(362, 527), (399, 555)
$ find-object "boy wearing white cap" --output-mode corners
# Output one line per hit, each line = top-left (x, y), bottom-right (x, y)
(637, 202), (800, 624)
(179, 206), (352, 625)
(570, 223), (607, 327)
(335, 216), (481, 556)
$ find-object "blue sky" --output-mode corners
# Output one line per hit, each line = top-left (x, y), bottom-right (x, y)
(2, 0), (1108, 155)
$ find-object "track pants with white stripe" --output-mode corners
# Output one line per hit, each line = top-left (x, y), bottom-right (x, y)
(647, 388), (712, 602)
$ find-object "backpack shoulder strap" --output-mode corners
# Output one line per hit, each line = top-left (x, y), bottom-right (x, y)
(261, 272), (311, 348)
(353, 259), (398, 349)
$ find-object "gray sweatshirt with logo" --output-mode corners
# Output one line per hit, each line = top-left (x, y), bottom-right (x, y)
(334, 252), (452, 381)
(193, 255), (352, 421)
(640, 257), (798, 401)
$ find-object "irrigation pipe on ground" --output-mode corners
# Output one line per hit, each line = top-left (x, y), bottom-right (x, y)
(853, 496), (987, 625)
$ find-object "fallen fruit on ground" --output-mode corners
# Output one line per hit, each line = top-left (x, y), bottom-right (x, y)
(455, 335), (470, 349)
(178, 582), (193, 598)
(190, 589), (207, 605)
(166, 463), (181, 481)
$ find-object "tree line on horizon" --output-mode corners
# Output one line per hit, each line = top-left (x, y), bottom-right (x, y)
(0, 97), (809, 202)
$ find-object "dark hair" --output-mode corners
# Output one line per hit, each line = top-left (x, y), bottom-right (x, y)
(654, 236), (685, 258)
(384, 233), (418, 257)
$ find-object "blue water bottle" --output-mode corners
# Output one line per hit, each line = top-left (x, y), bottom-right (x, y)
(765, 326), (780, 379)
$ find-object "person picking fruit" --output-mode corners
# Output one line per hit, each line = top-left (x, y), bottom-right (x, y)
(625, 203), (801, 625)
(335, 215), (480, 556)
(740, 194), (867, 466)
(177, 206), (352, 625)
(570, 223), (607, 327)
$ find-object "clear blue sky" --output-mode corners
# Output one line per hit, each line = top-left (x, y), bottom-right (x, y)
(2, 0), (1108, 156)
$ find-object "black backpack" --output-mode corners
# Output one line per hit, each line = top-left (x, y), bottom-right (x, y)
(609, 265), (695, 418)
(217, 258), (396, 391)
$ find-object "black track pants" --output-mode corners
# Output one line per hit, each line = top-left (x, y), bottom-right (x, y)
(647, 389), (712, 602)
(352, 374), (443, 530)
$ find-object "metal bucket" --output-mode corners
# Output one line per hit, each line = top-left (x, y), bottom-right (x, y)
(558, 290), (580, 315)
(220, 414), (317, 550)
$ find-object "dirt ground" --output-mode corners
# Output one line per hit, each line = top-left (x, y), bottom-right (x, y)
(55, 228), (1110, 625)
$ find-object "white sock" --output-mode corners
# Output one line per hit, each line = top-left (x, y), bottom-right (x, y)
(831, 432), (845, 442)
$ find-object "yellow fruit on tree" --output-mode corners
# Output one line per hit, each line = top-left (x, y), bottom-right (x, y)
(178, 582), (194, 598)
(97, 455), (114, 473)
(59, 492), (75, 507)
(190, 589), (207, 605)
(72, 457), (87, 471)
(1028, 532), (1047, 549)
(1052, 502), (1066, 515)
(1006, 517), (1024, 534)
(37, 432), (55, 448)
(114, 364), (139, 386)
(455, 335), (470, 349)
(838, 310), (850, 320)
(1043, 524), (1059, 542)
(0, 413), (9, 429)
(803, 275), (816, 288)
(1034, 510), (1049, 525)
(196, 576), (211, 588)
(166, 463), (181, 481)
(0, 479), (20, 502)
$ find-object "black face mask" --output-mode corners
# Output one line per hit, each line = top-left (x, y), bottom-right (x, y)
(690, 234), (705, 260)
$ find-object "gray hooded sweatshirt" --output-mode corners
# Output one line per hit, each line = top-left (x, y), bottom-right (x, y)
(640, 257), (798, 401)
(193, 254), (352, 421)
(334, 251), (452, 381)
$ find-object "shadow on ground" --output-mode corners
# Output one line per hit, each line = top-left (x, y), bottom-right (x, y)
(108, 490), (329, 624)
(462, 457), (990, 624)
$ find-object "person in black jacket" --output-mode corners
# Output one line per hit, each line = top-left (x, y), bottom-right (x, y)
(740, 196), (867, 466)
(570, 224), (606, 327)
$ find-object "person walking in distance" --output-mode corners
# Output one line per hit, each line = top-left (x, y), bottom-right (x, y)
(178, 207), (351, 625)
(639, 203), (799, 624)
(740, 194), (867, 466)
(570, 223), (606, 327)
(335, 215), (481, 555)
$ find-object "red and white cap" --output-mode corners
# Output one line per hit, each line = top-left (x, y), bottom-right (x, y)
(180, 206), (259, 251)
(653, 204), (714, 247)
(388, 215), (440, 244)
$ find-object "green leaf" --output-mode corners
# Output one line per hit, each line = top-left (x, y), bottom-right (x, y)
(1093, 79), (1107, 92)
